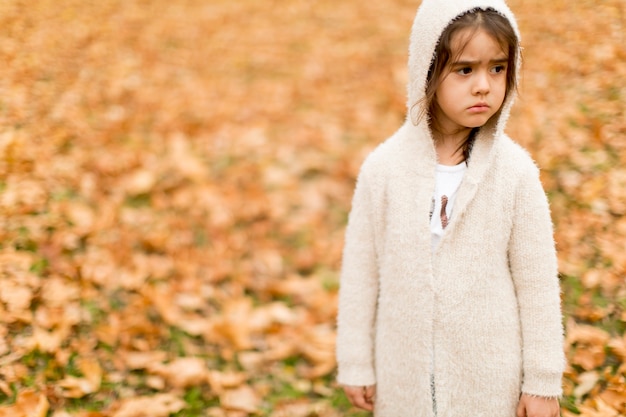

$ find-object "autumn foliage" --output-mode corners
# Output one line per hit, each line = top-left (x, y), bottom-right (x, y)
(0, 0), (624, 416)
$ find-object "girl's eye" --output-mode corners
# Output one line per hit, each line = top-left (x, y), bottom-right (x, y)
(491, 65), (506, 74)
(457, 67), (472, 75)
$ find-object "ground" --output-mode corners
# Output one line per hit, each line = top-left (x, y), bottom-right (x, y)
(0, 0), (625, 416)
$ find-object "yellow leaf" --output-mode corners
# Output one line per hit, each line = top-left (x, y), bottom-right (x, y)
(78, 357), (103, 391)
(59, 376), (97, 399)
(112, 394), (185, 417)
(207, 370), (247, 394)
(573, 371), (600, 398)
(220, 385), (260, 413)
(566, 320), (611, 346)
(123, 350), (168, 370)
(607, 336), (626, 361)
(0, 389), (49, 417)
(123, 169), (156, 196)
(149, 357), (208, 388)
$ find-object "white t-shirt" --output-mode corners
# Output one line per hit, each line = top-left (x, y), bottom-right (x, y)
(430, 162), (467, 252)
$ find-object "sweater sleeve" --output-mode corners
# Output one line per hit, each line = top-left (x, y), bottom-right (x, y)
(508, 164), (565, 397)
(335, 167), (380, 386)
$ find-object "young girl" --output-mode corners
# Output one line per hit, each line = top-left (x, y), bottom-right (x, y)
(335, 1), (565, 416)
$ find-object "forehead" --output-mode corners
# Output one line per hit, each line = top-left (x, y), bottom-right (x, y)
(451, 27), (508, 59)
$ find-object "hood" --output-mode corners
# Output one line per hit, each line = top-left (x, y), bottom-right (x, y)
(406, 0), (521, 139)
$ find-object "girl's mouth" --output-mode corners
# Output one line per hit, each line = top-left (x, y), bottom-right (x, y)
(468, 103), (490, 113)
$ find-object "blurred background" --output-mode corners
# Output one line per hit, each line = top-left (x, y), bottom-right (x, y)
(0, 0), (624, 416)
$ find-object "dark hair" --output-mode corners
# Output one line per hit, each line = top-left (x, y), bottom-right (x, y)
(415, 8), (519, 161)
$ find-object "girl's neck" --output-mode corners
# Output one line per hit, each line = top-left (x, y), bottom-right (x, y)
(432, 127), (472, 166)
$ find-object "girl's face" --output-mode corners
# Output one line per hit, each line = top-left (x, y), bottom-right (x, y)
(433, 28), (508, 134)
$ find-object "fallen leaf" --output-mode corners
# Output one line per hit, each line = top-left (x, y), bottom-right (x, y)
(149, 357), (208, 388)
(0, 389), (49, 417)
(207, 370), (248, 394)
(574, 371), (600, 398)
(112, 394), (185, 417)
(220, 385), (260, 413)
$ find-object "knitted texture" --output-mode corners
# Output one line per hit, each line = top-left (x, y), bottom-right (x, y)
(335, 1), (565, 416)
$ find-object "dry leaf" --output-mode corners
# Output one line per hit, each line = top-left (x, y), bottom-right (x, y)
(149, 357), (208, 388)
(1, 0), (624, 415)
(574, 371), (600, 398)
(0, 389), (49, 417)
(112, 394), (185, 417)
(123, 351), (168, 370)
(208, 370), (248, 394)
(219, 385), (260, 413)
(59, 376), (98, 399)
(566, 321), (611, 346)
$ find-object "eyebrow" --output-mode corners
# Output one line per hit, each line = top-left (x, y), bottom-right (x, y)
(452, 57), (509, 66)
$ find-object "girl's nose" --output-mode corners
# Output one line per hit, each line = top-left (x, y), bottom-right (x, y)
(472, 72), (490, 95)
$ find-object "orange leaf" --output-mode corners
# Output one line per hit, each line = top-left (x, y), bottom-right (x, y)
(149, 357), (208, 388)
(0, 389), (49, 417)
(112, 394), (185, 417)
(219, 385), (260, 413)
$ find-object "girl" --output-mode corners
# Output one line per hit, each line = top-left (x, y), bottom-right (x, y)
(335, 1), (565, 416)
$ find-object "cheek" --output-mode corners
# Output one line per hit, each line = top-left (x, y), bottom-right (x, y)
(435, 81), (457, 106)
(495, 79), (507, 101)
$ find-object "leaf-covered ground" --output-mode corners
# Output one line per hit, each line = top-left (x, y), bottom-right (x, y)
(0, 0), (624, 416)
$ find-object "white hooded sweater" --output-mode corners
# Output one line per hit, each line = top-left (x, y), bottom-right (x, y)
(335, 1), (565, 416)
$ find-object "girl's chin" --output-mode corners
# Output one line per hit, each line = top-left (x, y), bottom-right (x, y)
(463, 114), (497, 128)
